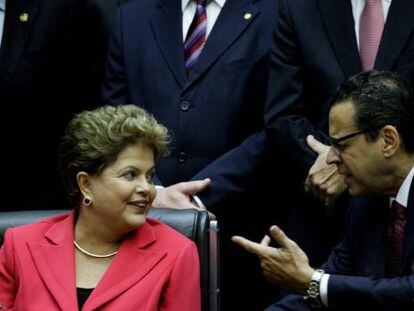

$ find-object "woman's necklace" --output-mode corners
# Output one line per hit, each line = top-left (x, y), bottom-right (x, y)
(74, 241), (118, 258)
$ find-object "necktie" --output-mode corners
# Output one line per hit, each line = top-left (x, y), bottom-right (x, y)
(385, 200), (406, 278)
(184, 0), (208, 75)
(359, 0), (384, 71)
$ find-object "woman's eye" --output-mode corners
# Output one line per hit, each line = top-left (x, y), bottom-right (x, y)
(123, 171), (137, 179)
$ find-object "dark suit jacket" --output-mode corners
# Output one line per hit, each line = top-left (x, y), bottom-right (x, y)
(267, 181), (414, 310)
(266, 0), (414, 169)
(103, 0), (278, 209)
(263, 0), (414, 264)
(0, 0), (117, 210)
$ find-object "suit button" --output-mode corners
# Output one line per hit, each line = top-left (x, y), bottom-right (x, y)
(180, 101), (190, 111)
(177, 152), (187, 163)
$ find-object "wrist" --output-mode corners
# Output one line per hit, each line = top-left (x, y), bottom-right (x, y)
(299, 268), (316, 294)
(303, 269), (325, 308)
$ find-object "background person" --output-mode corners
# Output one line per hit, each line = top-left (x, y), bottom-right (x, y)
(0, 0), (122, 211)
(0, 105), (200, 310)
(102, 0), (280, 308)
(235, 71), (414, 310)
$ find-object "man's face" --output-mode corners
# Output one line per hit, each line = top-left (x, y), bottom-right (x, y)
(327, 100), (385, 196)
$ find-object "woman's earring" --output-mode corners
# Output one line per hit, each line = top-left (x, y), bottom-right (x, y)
(83, 196), (92, 206)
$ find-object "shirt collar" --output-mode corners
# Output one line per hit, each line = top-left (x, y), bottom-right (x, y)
(353, 0), (391, 6)
(389, 165), (414, 207)
(182, 0), (225, 11)
(0, 0), (6, 12)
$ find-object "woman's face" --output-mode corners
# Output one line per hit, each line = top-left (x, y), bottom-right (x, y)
(86, 143), (156, 233)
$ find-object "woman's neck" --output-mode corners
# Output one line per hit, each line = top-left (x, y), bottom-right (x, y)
(74, 210), (123, 253)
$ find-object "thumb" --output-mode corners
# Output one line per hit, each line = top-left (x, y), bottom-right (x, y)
(306, 135), (328, 154)
(269, 225), (296, 250)
(179, 178), (211, 195)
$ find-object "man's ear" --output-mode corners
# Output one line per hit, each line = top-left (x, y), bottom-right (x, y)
(380, 125), (400, 158)
(76, 171), (92, 198)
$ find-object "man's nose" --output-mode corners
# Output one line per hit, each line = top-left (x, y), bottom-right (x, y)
(326, 146), (341, 165)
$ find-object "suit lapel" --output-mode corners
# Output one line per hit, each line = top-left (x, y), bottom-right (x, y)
(184, 0), (259, 90)
(375, 0), (414, 70)
(27, 213), (78, 311)
(401, 178), (414, 273)
(318, 0), (361, 78)
(0, 0), (39, 75)
(150, 0), (187, 88)
(84, 222), (166, 310)
(367, 197), (388, 276)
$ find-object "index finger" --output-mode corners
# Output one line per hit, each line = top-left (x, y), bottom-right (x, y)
(231, 235), (267, 256)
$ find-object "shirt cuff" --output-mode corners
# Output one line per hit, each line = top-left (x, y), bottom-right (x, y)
(320, 273), (330, 307)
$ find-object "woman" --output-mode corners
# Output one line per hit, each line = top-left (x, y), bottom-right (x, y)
(0, 105), (201, 310)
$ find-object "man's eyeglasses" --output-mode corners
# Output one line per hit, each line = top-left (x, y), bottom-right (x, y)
(329, 125), (384, 149)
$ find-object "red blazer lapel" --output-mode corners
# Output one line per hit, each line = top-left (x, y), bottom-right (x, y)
(84, 222), (166, 310)
(27, 212), (78, 310)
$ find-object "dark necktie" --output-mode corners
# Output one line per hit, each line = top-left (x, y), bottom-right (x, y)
(184, 0), (208, 76)
(385, 200), (406, 277)
(359, 0), (384, 71)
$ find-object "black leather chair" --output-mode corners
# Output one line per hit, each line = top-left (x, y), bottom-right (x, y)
(0, 208), (220, 311)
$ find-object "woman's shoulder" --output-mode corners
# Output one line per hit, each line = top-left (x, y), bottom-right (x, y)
(4, 213), (71, 243)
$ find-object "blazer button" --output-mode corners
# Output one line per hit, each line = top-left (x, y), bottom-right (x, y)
(177, 152), (187, 163)
(180, 101), (190, 111)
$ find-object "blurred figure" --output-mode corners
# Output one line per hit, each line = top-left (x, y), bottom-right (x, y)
(0, 105), (200, 310)
(235, 71), (414, 310)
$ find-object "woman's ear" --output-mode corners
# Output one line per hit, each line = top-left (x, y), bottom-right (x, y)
(76, 171), (92, 198)
(381, 125), (400, 158)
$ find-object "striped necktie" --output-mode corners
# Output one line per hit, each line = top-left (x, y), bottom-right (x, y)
(184, 0), (208, 76)
(359, 0), (384, 71)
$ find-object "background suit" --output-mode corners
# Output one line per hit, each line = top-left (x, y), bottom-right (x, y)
(103, 0), (280, 308)
(264, 0), (414, 266)
(0, 0), (118, 211)
(266, 180), (414, 310)
(0, 213), (200, 310)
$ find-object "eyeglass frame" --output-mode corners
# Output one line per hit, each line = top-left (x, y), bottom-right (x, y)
(329, 125), (385, 150)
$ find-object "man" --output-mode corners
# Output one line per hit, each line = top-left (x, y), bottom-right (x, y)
(264, 0), (414, 265)
(102, 0), (279, 308)
(234, 71), (414, 310)
(0, 0), (119, 211)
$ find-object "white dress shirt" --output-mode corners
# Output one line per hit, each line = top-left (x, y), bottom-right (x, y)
(351, 0), (392, 48)
(320, 163), (414, 307)
(0, 0), (5, 48)
(182, 0), (226, 42)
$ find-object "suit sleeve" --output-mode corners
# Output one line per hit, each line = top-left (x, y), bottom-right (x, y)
(160, 242), (201, 311)
(264, 0), (330, 174)
(326, 274), (414, 310)
(0, 229), (17, 309)
(102, 7), (130, 106)
(192, 131), (272, 207)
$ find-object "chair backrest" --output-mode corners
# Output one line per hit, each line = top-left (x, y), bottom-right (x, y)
(0, 208), (220, 311)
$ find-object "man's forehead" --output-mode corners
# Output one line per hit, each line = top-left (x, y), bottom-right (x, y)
(329, 100), (357, 136)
